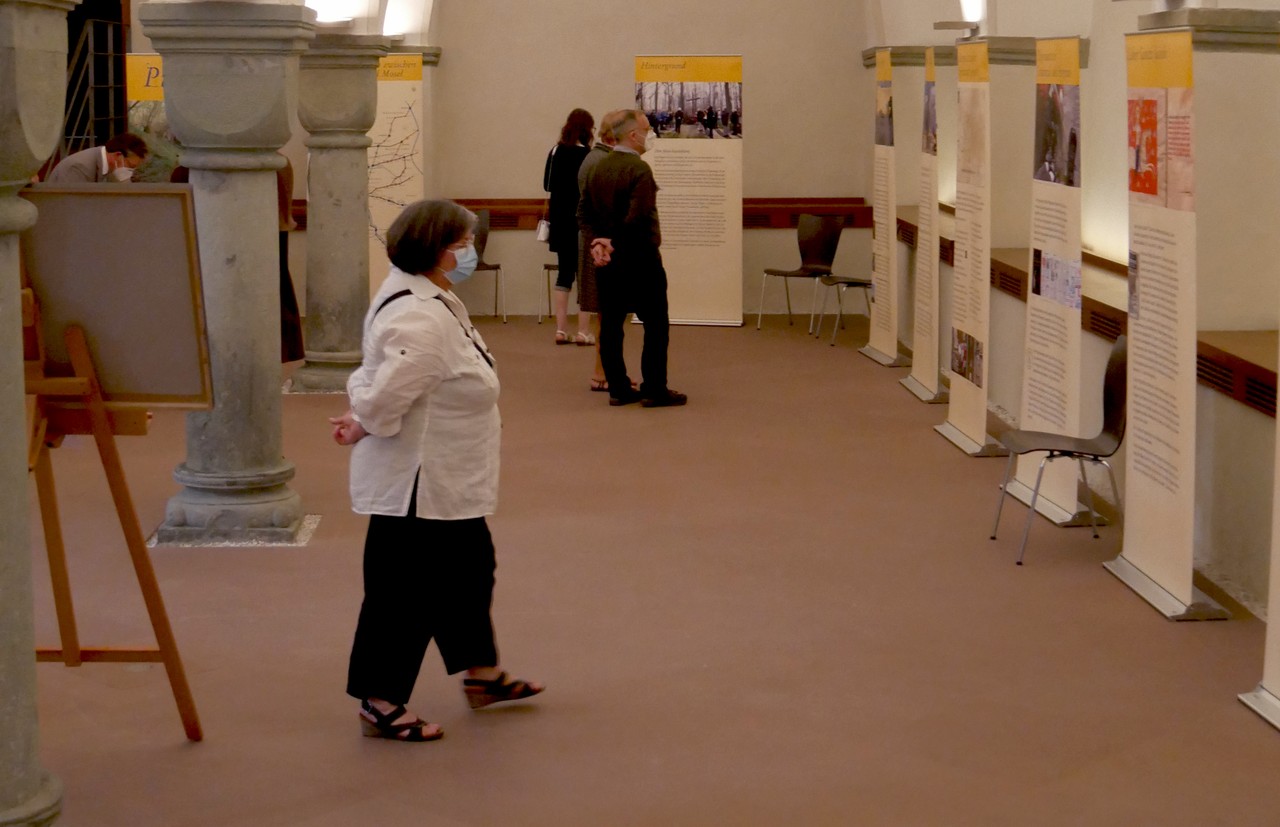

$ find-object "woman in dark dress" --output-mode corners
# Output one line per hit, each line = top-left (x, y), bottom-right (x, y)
(543, 108), (595, 345)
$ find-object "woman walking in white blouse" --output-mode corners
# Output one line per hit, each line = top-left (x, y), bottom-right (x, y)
(330, 199), (543, 742)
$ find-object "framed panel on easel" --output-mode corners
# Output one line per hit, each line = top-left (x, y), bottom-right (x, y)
(19, 183), (212, 409)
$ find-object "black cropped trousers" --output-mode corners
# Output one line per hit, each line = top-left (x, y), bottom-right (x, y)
(345, 506), (499, 706)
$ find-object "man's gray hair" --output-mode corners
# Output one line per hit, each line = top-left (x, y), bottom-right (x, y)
(610, 109), (645, 142)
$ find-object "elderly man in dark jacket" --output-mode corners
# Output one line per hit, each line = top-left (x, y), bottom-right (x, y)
(576, 109), (686, 408)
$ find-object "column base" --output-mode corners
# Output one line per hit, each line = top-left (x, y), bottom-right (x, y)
(156, 468), (303, 545)
(0, 773), (62, 827)
(286, 352), (361, 393)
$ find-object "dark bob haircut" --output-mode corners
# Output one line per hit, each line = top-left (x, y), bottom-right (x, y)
(559, 108), (594, 147)
(385, 199), (477, 276)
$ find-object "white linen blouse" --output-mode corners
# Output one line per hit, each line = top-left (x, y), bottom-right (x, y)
(346, 267), (500, 520)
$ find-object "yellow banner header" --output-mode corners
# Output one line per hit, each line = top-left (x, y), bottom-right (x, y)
(876, 49), (892, 82)
(1126, 31), (1193, 89)
(635, 55), (742, 83)
(378, 54), (423, 81)
(925, 47), (935, 83)
(1036, 37), (1080, 86)
(958, 41), (989, 84)
(126, 54), (164, 102)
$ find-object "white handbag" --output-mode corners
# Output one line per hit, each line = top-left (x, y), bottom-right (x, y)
(536, 217), (551, 243)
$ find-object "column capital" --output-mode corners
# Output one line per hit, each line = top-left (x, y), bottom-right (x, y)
(0, 0), (79, 185)
(302, 32), (391, 68)
(139, 1), (315, 155)
(0, 0), (77, 15)
(381, 42), (440, 65)
(139, 1), (316, 53)
(298, 33), (389, 143)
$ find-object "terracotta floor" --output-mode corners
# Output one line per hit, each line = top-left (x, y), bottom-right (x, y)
(29, 314), (1280, 826)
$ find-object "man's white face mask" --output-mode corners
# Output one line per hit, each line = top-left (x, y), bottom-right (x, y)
(109, 166), (135, 182)
(643, 131), (657, 154)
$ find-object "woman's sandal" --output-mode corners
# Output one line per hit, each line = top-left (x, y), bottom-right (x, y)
(554, 330), (571, 345)
(359, 700), (443, 742)
(574, 331), (596, 346)
(589, 378), (638, 393)
(462, 672), (544, 710)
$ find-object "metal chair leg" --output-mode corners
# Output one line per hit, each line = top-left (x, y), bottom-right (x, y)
(991, 451), (1017, 539)
(808, 279), (820, 334)
(816, 285), (830, 339)
(1100, 459), (1122, 512)
(756, 271), (767, 330)
(1017, 455), (1052, 565)
(498, 266), (507, 323)
(783, 278), (793, 325)
(1078, 458), (1100, 538)
(830, 286), (844, 346)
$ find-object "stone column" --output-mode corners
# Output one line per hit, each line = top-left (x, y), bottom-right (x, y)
(0, 1), (74, 821)
(141, 1), (314, 544)
(289, 33), (389, 392)
(420, 47), (442, 195)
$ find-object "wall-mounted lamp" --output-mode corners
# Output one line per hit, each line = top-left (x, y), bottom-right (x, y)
(303, 0), (434, 47)
(304, 0), (374, 26)
(382, 0), (433, 41)
(935, 0), (991, 38)
(1147, 0), (1218, 8)
(959, 0), (985, 23)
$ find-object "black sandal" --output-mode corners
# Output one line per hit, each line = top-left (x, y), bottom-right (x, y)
(359, 700), (443, 741)
(462, 672), (544, 709)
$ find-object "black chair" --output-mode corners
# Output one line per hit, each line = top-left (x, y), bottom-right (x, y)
(990, 335), (1127, 565)
(473, 210), (505, 322)
(756, 214), (844, 333)
(815, 273), (873, 345)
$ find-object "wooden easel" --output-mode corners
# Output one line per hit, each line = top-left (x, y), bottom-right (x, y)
(23, 287), (203, 742)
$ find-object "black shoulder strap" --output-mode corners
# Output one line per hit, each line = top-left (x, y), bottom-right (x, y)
(370, 288), (494, 369)
(433, 295), (495, 368)
(543, 145), (556, 192)
(373, 289), (413, 318)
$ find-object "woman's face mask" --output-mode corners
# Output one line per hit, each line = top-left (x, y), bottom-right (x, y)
(444, 243), (478, 284)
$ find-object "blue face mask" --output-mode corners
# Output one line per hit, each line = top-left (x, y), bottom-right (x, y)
(444, 243), (478, 284)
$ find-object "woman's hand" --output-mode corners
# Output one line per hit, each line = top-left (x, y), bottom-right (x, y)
(329, 410), (368, 445)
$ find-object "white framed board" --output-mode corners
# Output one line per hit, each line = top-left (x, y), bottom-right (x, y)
(20, 184), (212, 409)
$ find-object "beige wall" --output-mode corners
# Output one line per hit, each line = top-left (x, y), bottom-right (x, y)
(428, 0), (877, 316)
(429, 0), (873, 200)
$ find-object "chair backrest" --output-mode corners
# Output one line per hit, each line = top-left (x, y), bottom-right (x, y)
(796, 214), (844, 272)
(473, 209), (492, 263)
(1098, 334), (1127, 452)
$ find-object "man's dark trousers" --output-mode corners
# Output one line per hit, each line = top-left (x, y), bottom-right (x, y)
(598, 262), (669, 399)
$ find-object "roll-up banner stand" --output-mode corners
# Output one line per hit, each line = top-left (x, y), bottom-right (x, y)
(1244, 481), (1280, 726)
(1103, 31), (1224, 621)
(934, 41), (1006, 457)
(635, 56), (743, 326)
(902, 46), (947, 403)
(1006, 37), (1089, 526)
(863, 49), (908, 367)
